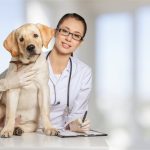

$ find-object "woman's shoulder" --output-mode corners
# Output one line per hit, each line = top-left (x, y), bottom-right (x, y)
(71, 56), (91, 73)
(43, 51), (49, 58)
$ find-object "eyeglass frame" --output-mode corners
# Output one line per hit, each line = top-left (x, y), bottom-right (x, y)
(56, 28), (84, 41)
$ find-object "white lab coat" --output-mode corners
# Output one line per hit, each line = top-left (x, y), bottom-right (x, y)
(46, 52), (92, 129)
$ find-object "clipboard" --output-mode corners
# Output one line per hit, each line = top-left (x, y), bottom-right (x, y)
(57, 129), (108, 138)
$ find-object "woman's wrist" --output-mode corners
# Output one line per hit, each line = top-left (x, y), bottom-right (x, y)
(65, 124), (70, 130)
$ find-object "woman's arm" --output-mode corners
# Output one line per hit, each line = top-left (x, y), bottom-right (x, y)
(0, 69), (8, 91)
(0, 69), (7, 79)
(65, 67), (92, 132)
(0, 66), (36, 92)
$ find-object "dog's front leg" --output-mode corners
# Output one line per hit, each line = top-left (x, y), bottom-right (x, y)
(0, 89), (20, 138)
(38, 85), (58, 136)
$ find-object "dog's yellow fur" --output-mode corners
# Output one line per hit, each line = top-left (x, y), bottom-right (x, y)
(0, 23), (58, 137)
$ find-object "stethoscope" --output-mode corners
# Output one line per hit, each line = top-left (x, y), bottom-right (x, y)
(46, 51), (72, 116)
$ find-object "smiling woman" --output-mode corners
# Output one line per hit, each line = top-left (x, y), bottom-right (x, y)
(45, 13), (92, 133)
(53, 14), (86, 56)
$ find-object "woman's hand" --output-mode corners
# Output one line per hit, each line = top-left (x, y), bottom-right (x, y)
(5, 66), (36, 90)
(69, 118), (90, 133)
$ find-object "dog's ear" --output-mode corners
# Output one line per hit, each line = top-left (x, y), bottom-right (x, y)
(3, 31), (19, 57)
(36, 23), (55, 48)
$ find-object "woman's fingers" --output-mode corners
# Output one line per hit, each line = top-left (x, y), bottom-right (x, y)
(19, 73), (35, 86)
(81, 124), (90, 130)
(22, 70), (36, 77)
(69, 118), (91, 133)
(81, 119), (90, 127)
(23, 73), (35, 80)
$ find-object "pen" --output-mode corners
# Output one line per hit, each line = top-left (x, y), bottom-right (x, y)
(82, 111), (88, 123)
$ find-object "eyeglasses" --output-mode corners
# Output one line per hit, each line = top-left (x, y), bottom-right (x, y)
(56, 28), (83, 41)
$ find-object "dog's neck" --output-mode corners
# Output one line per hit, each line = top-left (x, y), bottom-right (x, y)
(10, 60), (33, 65)
(10, 54), (40, 70)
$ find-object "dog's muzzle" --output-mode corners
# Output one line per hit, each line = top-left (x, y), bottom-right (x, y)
(26, 44), (36, 55)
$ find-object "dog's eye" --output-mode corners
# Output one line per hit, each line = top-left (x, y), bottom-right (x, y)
(33, 34), (38, 38)
(20, 37), (24, 42)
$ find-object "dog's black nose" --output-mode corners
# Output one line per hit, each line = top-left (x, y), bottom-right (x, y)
(26, 44), (35, 52)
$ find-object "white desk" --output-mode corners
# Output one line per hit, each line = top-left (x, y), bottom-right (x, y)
(0, 131), (108, 150)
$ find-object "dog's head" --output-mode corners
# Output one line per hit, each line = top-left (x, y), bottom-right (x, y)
(3, 23), (54, 64)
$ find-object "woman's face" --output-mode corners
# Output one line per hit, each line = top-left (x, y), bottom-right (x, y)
(54, 17), (84, 55)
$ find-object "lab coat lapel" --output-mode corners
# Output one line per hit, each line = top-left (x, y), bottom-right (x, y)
(47, 60), (58, 85)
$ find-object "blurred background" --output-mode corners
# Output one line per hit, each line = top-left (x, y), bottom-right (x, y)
(0, 0), (150, 150)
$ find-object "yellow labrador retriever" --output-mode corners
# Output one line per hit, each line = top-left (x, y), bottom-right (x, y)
(0, 23), (57, 138)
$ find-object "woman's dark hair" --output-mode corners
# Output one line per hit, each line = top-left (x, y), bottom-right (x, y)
(56, 13), (87, 39)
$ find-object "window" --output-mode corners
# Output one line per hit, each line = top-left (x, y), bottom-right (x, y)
(0, 0), (25, 73)
(96, 8), (150, 150)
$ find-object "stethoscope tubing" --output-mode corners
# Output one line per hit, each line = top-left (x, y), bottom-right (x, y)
(46, 51), (72, 110)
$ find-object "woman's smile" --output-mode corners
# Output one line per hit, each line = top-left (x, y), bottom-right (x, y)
(62, 42), (71, 49)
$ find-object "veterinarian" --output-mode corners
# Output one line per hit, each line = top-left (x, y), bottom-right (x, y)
(46, 13), (92, 133)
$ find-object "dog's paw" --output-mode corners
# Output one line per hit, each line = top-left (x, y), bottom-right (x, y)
(13, 127), (24, 136)
(43, 128), (58, 136)
(0, 128), (13, 138)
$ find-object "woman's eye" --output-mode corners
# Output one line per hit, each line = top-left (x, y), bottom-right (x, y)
(74, 34), (82, 40)
(74, 34), (81, 38)
(33, 34), (38, 38)
(19, 37), (24, 42)
(62, 29), (68, 33)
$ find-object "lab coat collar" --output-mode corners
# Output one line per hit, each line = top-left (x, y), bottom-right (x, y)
(47, 57), (76, 84)
(64, 57), (77, 77)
